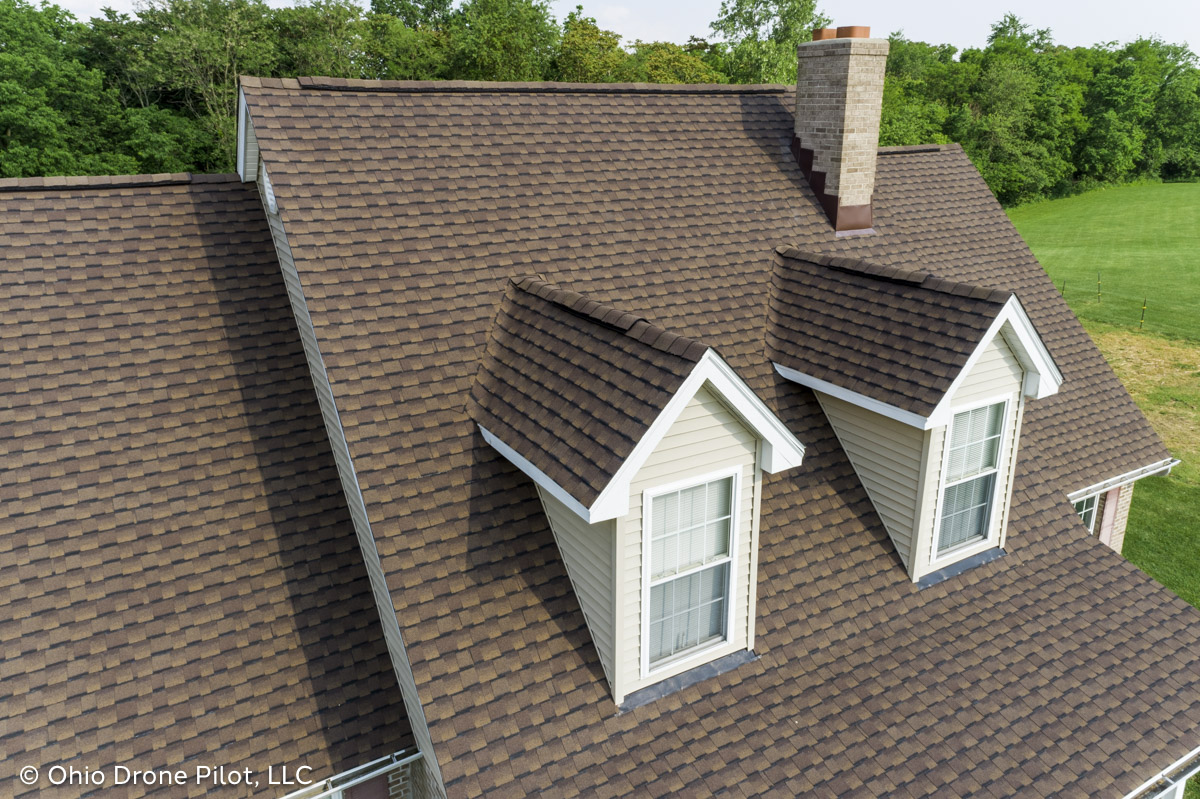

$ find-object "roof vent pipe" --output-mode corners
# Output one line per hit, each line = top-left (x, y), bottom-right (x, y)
(792, 26), (889, 233)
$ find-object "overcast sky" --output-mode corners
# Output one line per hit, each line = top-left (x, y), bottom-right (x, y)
(55, 0), (1199, 54)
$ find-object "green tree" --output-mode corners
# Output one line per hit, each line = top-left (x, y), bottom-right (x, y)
(709, 0), (828, 84)
(449, 0), (558, 81)
(369, 0), (451, 29)
(271, 0), (363, 78)
(0, 0), (144, 176)
(137, 0), (278, 168)
(554, 7), (628, 82)
(626, 41), (726, 83)
(358, 12), (450, 79)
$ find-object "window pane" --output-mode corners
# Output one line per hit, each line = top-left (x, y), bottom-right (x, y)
(945, 403), (1005, 482)
(648, 563), (729, 665)
(939, 473), (996, 552)
(649, 476), (734, 580)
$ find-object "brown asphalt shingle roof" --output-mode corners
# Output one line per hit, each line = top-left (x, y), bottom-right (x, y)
(470, 276), (707, 506)
(0, 174), (413, 797)
(768, 248), (1014, 416)
(239, 79), (1196, 798)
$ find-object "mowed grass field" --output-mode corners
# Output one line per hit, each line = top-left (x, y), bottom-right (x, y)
(1007, 182), (1200, 340)
(1009, 183), (1200, 599)
(1013, 185), (1200, 799)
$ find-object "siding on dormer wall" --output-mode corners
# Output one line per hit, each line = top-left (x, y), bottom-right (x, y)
(817, 394), (924, 565)
(536, 489), (616, 686)
(614, 385), (758, 704)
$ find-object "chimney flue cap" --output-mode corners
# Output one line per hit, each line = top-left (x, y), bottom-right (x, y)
(811, 27), (836, 40)
(835, 25), (871, 38)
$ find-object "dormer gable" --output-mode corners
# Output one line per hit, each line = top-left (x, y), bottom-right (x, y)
(473, 277), (805, 524)
(768, 250), (1062, 581)
(471, 277), (805, 703)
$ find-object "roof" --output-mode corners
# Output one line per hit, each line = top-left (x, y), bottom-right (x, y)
(768, 248), (1014, 416)
(0, 174), (413, 796)
(237, 78), (1198, 797)
(471, 276), (707, 508)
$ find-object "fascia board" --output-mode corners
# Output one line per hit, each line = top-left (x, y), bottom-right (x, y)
(478, 425), (595, 523)
(482, 350), (807, 524)
(1066, 458), (1180, 502)
(774, 362), (933, 430)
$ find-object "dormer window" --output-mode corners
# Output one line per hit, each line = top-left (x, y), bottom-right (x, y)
(936, 401), (1007, 558)
(770, 249), (1063, 584)
(472, 277), (806, 706)
(645, 470), (738, 673)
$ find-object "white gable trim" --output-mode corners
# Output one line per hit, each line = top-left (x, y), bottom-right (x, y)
(774, 295), (1063, 430)
(480, 348), (806, 523)
(774, 362), (931, 428)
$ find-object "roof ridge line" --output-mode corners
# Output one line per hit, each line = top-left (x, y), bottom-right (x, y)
(287, 76), (788, 95)
(509, 276), (708, 362)
(0, 173), (236, 193)
(774, 247), (1012, 304)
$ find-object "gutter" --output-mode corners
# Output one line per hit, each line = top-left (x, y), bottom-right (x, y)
(1067, 458), (1180, 503)
(275, 751), (421, 799)
(1123, 742), (1200, 799)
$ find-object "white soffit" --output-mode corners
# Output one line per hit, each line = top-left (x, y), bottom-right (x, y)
(480, 349), (806, 523)
(775, 294), (1063, 430)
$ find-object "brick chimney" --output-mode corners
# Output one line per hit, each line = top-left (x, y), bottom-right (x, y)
(791, 26), (889, 233)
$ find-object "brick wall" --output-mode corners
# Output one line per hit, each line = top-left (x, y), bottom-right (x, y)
(1110, 482), (1135, 555)
(794, 38), (888, 207)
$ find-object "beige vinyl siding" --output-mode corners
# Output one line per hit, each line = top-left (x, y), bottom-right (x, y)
(536, 488), (616, 686)
(817, 394), (924, 567)
(615, 384), (757, 702)
(951, 334), (1024, 407)
(256, 161), (446, 798)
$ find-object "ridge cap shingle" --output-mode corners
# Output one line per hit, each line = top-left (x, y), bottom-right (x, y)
(775, 246), (1012, 304)
(510, 276), (708, 363)
(286, 76), (787, 94)
(0, 172), (237, 193)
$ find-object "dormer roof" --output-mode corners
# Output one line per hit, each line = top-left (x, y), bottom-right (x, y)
(472, 277), (805, 522)
(769, 248), (1063, 428)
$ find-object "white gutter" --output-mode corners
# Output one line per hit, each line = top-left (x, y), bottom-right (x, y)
(1122, 742), (1200, 799)
(275, 750), (421, 799)
(1067, 458), (1180, 502)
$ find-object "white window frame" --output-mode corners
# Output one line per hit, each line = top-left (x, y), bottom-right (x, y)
(640, 465), (741, 678)
(1074, 494), (1099, 534)
(930, 395), (1012, 568)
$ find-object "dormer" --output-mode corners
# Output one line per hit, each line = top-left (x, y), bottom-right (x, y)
(471, 278), (806, 705)
(768, 249), (1063, 584)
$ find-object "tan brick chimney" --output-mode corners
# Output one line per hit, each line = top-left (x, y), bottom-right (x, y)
(791, 26), (889, 233)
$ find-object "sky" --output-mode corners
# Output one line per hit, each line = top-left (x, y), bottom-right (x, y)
(54, 0), (1200, 55)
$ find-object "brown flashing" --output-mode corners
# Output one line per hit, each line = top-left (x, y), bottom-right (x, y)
(790, 136), (874, 232)
(836, 25), (871, 38)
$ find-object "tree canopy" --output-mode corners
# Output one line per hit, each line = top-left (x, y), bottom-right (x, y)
(3, 0), (1198, 207)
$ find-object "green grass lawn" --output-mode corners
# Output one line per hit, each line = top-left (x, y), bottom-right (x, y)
(1007, 183), (1200, 340)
